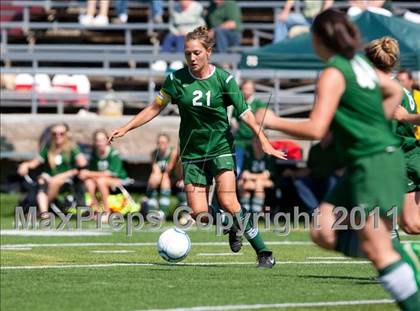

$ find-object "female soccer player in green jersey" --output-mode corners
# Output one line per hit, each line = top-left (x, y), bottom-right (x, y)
(259, 9), (419, 310)
(364, 36), (420, 235)
(109, 26), (285, 268)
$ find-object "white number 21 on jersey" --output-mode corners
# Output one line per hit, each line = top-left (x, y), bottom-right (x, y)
(192, 90), (211, 106)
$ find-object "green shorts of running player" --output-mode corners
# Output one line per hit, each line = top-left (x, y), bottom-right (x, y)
(182, 155), (236, 186)
(325, 149), (405, 219)
(404, 147), (420, 193)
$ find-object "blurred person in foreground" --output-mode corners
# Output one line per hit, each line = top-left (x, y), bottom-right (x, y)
(17, 123), (87, 219)
(365, 37), (420, 235)
(259, 9), (419, 309)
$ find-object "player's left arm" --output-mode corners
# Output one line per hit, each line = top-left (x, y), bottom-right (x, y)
(240, 111), (286, 160)
(393, 105), (420, 125)
(261, 67), (344, 140)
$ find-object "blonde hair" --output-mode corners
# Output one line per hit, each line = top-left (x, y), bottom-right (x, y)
(185, 26), (215, 50)
(48, 123), (75, 170)
(365, 36), (400, 72)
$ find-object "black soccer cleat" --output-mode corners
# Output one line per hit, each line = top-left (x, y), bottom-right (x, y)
(257, 251), (276, 268)
(228, 229), (243, 253)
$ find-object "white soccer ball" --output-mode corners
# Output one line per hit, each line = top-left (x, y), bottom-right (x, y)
(157, 228), (191, 262)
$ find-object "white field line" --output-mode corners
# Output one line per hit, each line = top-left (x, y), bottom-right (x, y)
(0, 241), (313, 249)
(135, 299), (395, 311)
(0, 230), (111, 236)
(0, 260), (371, 270)
(1, 247), (32, 251)
(91, 250), (135, 254)
(306, 256), (348, 260)
(197, 253), (243, 256)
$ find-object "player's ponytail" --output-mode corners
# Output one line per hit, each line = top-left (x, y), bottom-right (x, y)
(312, 9), (360, 59)
(365, 37), (399, 72)
(186, 26), (215, 50)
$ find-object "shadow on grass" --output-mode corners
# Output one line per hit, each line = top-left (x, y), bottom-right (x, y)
(296, 274), (378, 285)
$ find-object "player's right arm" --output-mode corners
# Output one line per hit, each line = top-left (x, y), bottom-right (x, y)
(109, 93), (170, 142)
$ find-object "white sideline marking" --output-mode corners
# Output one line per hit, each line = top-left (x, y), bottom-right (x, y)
(1, 260), (371, 270)
(136, 299), (394, 311)
(197, 253), (243, 256)
(0, 230), (111, 236)
(307, 257), (348, 260)
(0, 241), (312, 249)
(91, 250), (135, 254)
(1, 247), (32, 251)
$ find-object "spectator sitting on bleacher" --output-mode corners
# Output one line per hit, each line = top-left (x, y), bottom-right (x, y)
(231, 80), (267, 176)
(114, 0), (163, 24)
(347, 0), (392, 17)
(274, 0), (333, 43)
(78, 129), (128, 222)
(17, 123), (87, 219)
(151, 0), (205, 72)
(238, 137), (276, 214)
(142, 133), (178, 219)
(79, 0), (110, 26)
(206, 0), (242, 53)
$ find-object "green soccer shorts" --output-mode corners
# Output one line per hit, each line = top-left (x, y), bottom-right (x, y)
(183, 155), (236, 186)
(325, 149), (405, 219)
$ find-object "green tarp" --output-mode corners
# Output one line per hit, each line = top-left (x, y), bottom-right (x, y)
(240, 11), (420, 70)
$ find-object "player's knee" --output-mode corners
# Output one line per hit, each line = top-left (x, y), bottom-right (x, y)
(310, 227), (336, 250)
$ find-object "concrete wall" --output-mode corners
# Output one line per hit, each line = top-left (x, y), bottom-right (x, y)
(1, 114), (313, 161)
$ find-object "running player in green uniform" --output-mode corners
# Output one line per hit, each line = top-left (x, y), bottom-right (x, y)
(365, 36), (420, 235)
(17, 123), (87, 219)
(258, 9), (419, 310)
(144, 133), (178, 217)
(78, 129), (128, 220)
(110, 26), (286, 268)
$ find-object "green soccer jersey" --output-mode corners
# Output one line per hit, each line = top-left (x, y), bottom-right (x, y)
(152, 146), (173, 172)
(89, 147), (127, 179)
(161, 66), (249, 162)
(233, 97), (267, 148)
(327, 54), (399, 164)
(38, 146), (81, 176)
(393, 87), (419, 153)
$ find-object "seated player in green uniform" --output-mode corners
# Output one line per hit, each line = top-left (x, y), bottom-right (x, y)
(238, 137), (275, 214)
(258, 9), (419, 310)
(365, 36), (420, 235)
(109, 26), (286, 268)
(143, 133), (178, 218)
(17, 123), (87, 219)
(232, 80), (267, 176)
(78, 129), (128, 221)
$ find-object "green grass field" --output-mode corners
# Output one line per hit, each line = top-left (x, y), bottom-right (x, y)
(1, 194), (419, 311)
